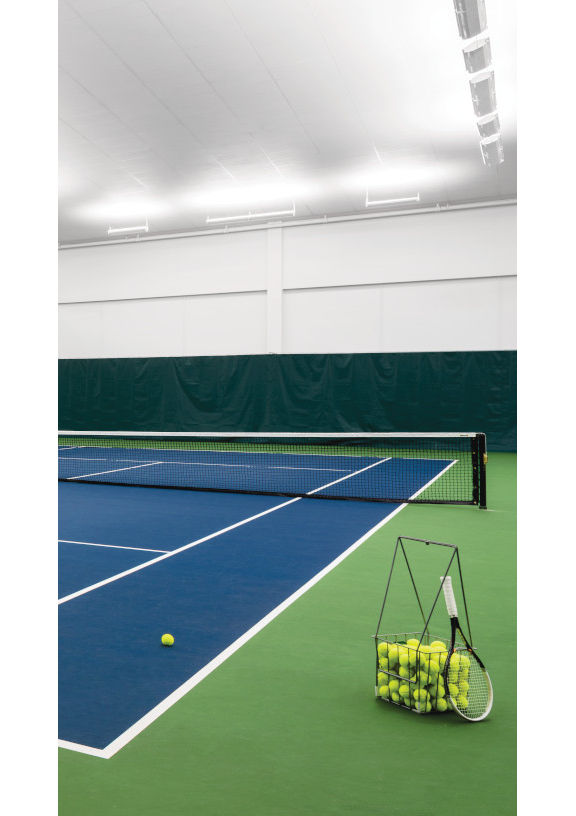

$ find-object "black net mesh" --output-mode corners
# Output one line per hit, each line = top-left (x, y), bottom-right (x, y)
(58, 432), (485, 505)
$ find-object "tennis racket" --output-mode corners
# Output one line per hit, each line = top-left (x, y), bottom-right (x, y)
(440, 575), (493, 722)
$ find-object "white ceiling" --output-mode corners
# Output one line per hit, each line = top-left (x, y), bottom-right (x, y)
(59, 0), (516, 244)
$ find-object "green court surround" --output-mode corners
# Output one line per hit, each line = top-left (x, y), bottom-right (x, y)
(59, 453), (515, 816)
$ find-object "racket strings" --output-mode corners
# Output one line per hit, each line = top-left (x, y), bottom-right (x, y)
(447, 649), (491, 720)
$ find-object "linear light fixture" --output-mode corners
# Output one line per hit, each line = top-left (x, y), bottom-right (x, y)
(453, 0), (487, 39)
(107, 221), (149, 236)
(480, 134), (504, 167)
(477, 112), (500, 139)
(469, 70), (497, 117)
(462, 37), (492, 73)
(206, 205), (295, 224)
(365, 193), (420, 208)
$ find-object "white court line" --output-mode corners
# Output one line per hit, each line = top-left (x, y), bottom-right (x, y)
(67, 462), (163, 480)
(306, 457), (390, 494)
(59, 455), (349, 472)
(57, 459), (390, 605)
(58, 446), (85, 451)
(60, 458), (452, 759)
(58, 539), (169, 554)
(58, 497), (300, 605)
(59, 456), (108, 461)
(57, 739), (108, 759)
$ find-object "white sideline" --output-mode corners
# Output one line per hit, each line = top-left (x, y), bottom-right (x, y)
(58, 539), (169, 554)
(67, 462), (163, 480)
(58, 460), (455, 758)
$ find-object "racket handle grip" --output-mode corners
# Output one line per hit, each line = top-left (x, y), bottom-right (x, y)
(441, 576), (459, 618)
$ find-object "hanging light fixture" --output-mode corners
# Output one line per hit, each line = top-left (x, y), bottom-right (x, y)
(453, 0), (487, 40)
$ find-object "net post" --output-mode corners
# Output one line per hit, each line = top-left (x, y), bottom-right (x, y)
(477, 433), (488, 509)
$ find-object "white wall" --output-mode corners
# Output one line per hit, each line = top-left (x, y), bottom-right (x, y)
(59, 205), (516, 358)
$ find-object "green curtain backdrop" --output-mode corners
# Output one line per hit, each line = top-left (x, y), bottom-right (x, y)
(58, 351), (516, 451)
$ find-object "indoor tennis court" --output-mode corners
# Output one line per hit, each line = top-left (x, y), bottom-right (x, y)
(54, 2), (517, 814)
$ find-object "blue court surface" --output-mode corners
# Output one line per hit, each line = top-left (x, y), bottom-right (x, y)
(58, 456), (450, 755)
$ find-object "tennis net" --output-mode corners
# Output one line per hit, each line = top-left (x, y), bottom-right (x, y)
(58, 431), (487, 507)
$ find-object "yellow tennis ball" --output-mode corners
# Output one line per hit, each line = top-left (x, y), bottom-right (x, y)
(378, 684), (390, 698)
(377, 642), (389, 657)
(459, 679), (470, 694)
(436, 698), (448, 712)
(399, 653), (410, 667)
(161, 633), (174, 647)
(390, 691), (401, 703)
(378, 657), (390, 670)
(387, 644), (399, 662)
(399, 683), (410, 697)
(388, 679), (400, 693)
(459, 654), (471, 669)
(457, 694), (469, 709)
(398, 666), (410, 679)
(430, 640), (446, 651)
(448, 683), (459, 697)
(406, 638), (420, 649)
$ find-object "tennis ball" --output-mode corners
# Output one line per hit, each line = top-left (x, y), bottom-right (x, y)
(439, 653), (448, 668)
(388, 679), (400, 693)
(419, 644), (432, 655)
(378, 657), (390, 670)
(387, 644), (399, 662)
(449, 654), (462, 669)
(459, 654), (471, 669)
(458, 679), (470, 694)
(377, 642), (389, 656)
(161, 633), (174, 647)
(408, 651), (418, 667)
(428, 660), (440, 676)
(414, 689), (429, 702)
(398, 666), (411, 679)
(399, 653), (410, 667)
(406, 638), (420, 648)
(459, 667), (470, 681)
(435, 685), (446, 699)
(391, 692), (401, 702)
(430, 640), (446, 650)
(457, 694), (469, 709)
(448, 683), (459, 698)
(399, 684), (410, 697)
(377, 671), (388, 686)
(414, 701), (432, 714)
(379, 684), (390, 698)
(436, 698), (448, 712)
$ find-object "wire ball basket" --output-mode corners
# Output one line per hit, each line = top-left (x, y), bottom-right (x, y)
(374, 536), (476, 716)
